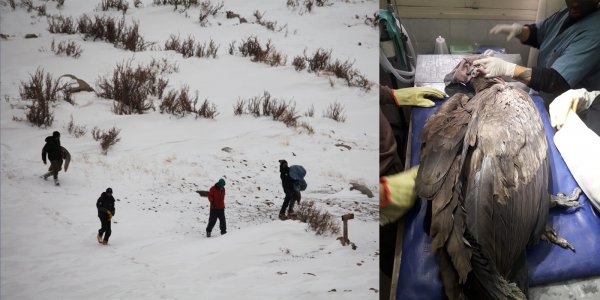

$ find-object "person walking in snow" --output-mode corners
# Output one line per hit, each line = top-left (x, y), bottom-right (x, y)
(96, 187), (116, 245)
(41, 131), (64, 186)
(278, 160), (297, 220)
(206, 178), (227, 237)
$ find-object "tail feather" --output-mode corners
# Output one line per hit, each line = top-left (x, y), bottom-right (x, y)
(463, 230), (526, 300)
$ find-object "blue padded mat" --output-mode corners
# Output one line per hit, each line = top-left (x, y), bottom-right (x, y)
(396, 95), (600, 300)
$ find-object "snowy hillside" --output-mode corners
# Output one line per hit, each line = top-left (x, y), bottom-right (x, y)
(1, 0), (379, 299)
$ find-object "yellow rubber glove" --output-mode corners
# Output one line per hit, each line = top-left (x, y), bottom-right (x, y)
(391, 87), (445, 107)
(380, 166), (419, 226)
(550, 89), (600, 130)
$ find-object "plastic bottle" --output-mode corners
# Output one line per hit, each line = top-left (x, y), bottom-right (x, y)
(434, 35), (449, 54)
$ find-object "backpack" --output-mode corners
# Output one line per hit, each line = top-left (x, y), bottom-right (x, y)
(289, 165), (307, 191)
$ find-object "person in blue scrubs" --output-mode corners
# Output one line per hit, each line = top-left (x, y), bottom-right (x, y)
(474, 0), (600, 106)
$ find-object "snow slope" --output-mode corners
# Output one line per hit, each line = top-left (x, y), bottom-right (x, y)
(1, 0), (379, 299)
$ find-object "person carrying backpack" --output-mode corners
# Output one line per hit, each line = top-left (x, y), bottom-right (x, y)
(279, 160), (307, 219)
(96, 187), (116, 245)
(206, 178), (227, 237)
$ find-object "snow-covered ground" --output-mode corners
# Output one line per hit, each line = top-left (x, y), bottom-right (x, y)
(0, 1), (379, 299)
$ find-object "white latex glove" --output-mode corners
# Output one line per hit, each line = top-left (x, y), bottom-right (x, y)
(550, 89), (600, 129)
(473, 57), (516, 78)
(490, 23), (523, 41)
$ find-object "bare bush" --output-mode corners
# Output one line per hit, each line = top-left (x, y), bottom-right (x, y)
(254, 10), (282, 32)
(235, 91), (299, 128)
(165, 35), (219, 58)
(8, 0), (16, 10)
(233, 98), (244, 115)
(65, 115), (87, 138)
(304, 104), (314, 117)
(96, 60), (166, 115)
(199, 0), (224, 26)
(238, 36), (286, 66)
(153, 0), (200, 11)
(304, 48), (331, 73)
(196, 99), (219, 119)
(323, 101), (346, 122)
(22, 0), (46, 16)
(47, 15), (77, 34)
(305, 0), (313, 13)
(298, 121), (314, 135)
(19, 69), (62, 127)
(303, 48), (372, 91)
(227, 41), (235, 55)
(91, 126), (121, 155)
(326, 58), (354, 84)
(50, 39), (82, 58)
(101, 0), (129, 14)
(292, 55), (306, 71)
(316, 0), (331, 7)
(159, 85), (197, 117)
(73, 14), (153, 52)
(148, 57), (179, 74)
(134, 0), (142, 8)
(296, 200), (340, 235)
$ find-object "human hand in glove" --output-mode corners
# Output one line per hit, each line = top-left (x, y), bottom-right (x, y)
(550, 89), (600, 129)
(473, 56), (516, 78)
(380, 166), (419, 226)
(107, 211), (113, 220)
(489, 23), (523, 41)
(380, 85), (445, 107)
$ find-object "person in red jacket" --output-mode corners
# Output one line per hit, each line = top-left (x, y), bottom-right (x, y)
(206, 178), (227, 237)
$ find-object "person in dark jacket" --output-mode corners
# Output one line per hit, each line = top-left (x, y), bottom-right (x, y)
(206, 178), (226, 237)
(96, 187), (116, 245)
(278, 160), (296, 220)
(41, 131), (63, 185)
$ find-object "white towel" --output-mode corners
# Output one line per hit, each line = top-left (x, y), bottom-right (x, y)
(554, 111), (600, 212)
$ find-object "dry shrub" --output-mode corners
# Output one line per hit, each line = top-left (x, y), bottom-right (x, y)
(159, 85), (197, 117)
(199, 0), (224, 26)
(66, 115), (87, 138)
(304, 48), (330, 73)
(254, 10), (282, 32)
(292, 55), (306, 71)
(19, 68), (67, 127)
(48, 15), (77, 34)
(91, 126), (121, 155)
(298, 121), (314, 135)
(296, 200), (340, 235)
(101, 0), (129, 14)
(8, 0), (16, 10)
(72, 14), (152, 52)
(148, 57), (179, 74)
(235, 91), (299, 128)
(233, 98), (244, 115)
(196, 99), (219, 119)
(50, 39), (82, 58)
(323, 101), (346, 122)
(302, 48), (372, 91)
(22, 0), (46, 16)
(227, 41), (236, 55)
(304, 104), (314, 117)
(238, 36), (286, 66)
(153, 0), (200, 11)
(96, 60), (168, 115)
(165, 35), (219, 58)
